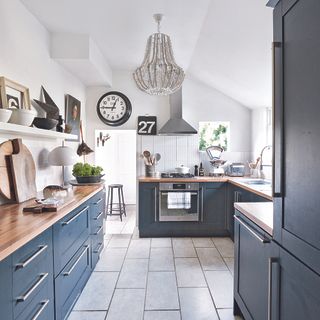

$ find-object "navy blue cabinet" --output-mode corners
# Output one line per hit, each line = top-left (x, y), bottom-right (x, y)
(273, 0), (320, 275)
(0, 256), (13, 320)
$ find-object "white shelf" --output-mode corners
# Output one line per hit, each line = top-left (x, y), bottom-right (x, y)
(0, 122), (78, 140)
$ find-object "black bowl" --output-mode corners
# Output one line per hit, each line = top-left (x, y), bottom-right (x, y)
(33, 117), (58, 130)
(75, 175), (104, 184)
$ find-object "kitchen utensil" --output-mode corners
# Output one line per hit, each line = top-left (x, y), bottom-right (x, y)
(175, 165), (190, 174)
(9, 108), (36, 126)
(154, 153), (161, 163)
(32, 117), (58, 130)
(0, 140), (15, 200)
(143, 150), (151, 164)
(150, 154), (156, 165)
(9, 138), (37, 203)
(77, 120), (94, 159)
(0, 108), (12, 123)
(23, 204), (58, 213)
(254, 157), (261, 168)
(206, 146), (224, 160)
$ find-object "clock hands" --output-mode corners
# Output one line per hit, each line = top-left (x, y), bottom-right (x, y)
(111, 98), (119, 111)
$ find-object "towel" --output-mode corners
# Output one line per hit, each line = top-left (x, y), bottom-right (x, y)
(167, 192), (191, 209)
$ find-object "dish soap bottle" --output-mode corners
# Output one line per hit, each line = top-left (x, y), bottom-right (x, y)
(199, 162), (205, 176)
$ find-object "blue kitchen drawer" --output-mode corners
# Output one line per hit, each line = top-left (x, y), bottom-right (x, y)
(15, 276), (54, 320)
(54, 238), (91, 320)
(13, 268), (53, 319)
(91, 226), (104, 269)
(90, 190), (105, 220)
(53, 204), (90, 276)
(0, 256), (13, 320)
(12, 228), (53, 298)
(90, 205), (105, 234)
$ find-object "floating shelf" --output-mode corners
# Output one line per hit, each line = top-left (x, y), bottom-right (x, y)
(0, 122), (78, 140)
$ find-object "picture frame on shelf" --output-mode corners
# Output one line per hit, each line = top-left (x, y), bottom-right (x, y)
(65, 94), (81, 141)
(0, 77), (31, 109)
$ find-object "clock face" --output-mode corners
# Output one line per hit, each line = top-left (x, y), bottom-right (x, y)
(97, 91), (132, 126)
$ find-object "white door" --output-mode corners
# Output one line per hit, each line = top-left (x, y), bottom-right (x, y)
(95, 130), (136, 204)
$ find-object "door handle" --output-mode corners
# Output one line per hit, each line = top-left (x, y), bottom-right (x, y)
(234, 215), (270, 243)
(31, 299), (50, 320)
(268, 257), (280, 320)
(63, 245), (89, 276)
(154, 187), (157, 222)
(94, 226), (103, 235)
(62, 206), (89, 226)
(15, 245), (48, 269)
(94, 211), (104, 220)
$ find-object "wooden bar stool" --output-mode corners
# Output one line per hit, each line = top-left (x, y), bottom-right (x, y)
(106, 184), (126, 221)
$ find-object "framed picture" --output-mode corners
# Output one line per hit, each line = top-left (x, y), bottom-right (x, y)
(0, 77), (31, 109)
(137, 116), (157, 135)
(65, 94), (81, 141)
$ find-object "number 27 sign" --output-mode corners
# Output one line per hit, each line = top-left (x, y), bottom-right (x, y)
(137, 116), (157, 135)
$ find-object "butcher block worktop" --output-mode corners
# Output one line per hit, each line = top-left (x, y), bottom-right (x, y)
(0, 185), (103, 262)
(234, 202), (273, 235)
(138, 176), (272, 201)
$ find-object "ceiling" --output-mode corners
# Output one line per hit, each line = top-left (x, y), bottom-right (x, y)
(21, 0), (272, 108)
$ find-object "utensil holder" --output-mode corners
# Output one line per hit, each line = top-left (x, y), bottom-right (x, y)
(145, 164), (156, 177)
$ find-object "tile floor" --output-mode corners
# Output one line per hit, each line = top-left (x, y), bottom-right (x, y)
(68, 206), (242, 320)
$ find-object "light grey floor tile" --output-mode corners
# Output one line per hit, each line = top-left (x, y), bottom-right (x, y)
(145, 272), (179, 310)
(106, 289), (145, 320)
(105, 233), (113, 240)
(217, 309), (243, 320)
(149, 247), (174, 271)
(151, 238), (172, 248)
(192, 238), (215, 248)
(223, 258), (234, 276)
(126, 239), (151, 259)
(175, 258), (206, 287)
(211, 238), (234, 258)
(95, 248), (127, 272)
(112, 234), (132, 239)
(117, 259), (148, 288)
(179, 288), (219, 320)
(74, 272), (118, 310)
(68, 311), (106, 320)
(205, 271), (233, 308)
(108, 237), (131, 248)
(196, 248), (228, 271)
(173, 238), (197, 258)
(144, 311), (181, 320)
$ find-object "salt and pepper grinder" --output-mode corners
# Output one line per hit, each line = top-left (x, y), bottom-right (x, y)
(199, 162), (205, 176)
(194, 165), (199, 176)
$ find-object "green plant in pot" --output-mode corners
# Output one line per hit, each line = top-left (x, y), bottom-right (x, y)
(72, 162), (104, 184)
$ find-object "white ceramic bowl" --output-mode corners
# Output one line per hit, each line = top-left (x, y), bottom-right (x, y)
(9, 108), (36, 126)
(175, 165), (190, 174)
(0, 109), (13, 123)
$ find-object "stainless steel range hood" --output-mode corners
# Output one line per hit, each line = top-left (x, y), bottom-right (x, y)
(158, 89), (197, 135)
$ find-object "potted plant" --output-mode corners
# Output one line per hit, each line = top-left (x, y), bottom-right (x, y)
(72, 162), (104, 184)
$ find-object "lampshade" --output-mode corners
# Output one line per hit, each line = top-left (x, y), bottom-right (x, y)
(48, 146), (77, 166)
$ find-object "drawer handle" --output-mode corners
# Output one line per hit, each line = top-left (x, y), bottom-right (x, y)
(63, 245), (89, 276)
(94, 198), (102, 205)
(234, 215), (270, 243)
(15, 245), (48, 269)
(94, 226), (103, 235)
(32, 299), (50, 320)
(62, 206), (89, 226)
(16, 273), (49, 302)
(94, 211), (104, 220)
(94, 242), (103, 254)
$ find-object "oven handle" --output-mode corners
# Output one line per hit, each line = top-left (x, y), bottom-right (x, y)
(160, 192), (199, 196)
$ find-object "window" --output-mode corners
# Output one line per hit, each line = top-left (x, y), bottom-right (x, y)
(199, 121), (230, 151)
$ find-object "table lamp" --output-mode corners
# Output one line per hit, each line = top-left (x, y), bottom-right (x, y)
(48, 145), (77, 187)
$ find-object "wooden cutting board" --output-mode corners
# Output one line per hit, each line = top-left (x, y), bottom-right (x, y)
(9, 139), (37, 203)
(0, 140), (15, 200)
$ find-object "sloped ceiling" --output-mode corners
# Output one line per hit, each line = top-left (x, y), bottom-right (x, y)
(21, 0), (272, 108)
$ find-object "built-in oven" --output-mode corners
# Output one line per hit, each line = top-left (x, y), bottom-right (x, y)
(158, 183), (202, 222)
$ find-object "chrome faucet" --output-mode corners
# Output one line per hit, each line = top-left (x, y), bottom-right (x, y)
(260, 145), (272, 171)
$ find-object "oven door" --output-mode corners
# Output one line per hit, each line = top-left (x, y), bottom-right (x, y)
(159, 190), (201, 222)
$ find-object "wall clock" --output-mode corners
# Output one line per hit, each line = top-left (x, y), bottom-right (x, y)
(96, 91), (132, 126)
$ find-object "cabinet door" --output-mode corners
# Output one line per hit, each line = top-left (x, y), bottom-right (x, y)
(138, 183), (158, 237)
(234, 211), (277, 320)
(203, 183), (227, 232)
(270, 247), (320, 320)
(273, 0), (320, 274)
(0, 256), (13, 320)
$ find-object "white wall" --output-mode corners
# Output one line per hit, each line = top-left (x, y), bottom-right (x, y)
(0, 0), (86, 203)
(85, 71), (252, 176)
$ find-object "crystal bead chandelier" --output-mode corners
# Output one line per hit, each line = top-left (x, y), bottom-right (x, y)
(133, 14), (185, 96)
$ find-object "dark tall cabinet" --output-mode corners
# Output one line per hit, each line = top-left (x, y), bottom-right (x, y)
(273, 0), (320, 275)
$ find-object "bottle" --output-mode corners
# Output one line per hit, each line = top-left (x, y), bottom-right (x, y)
(199, 162), (205, 176)
(194, 165), (199, 176)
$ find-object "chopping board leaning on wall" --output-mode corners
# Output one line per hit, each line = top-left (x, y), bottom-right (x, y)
(0, 138), (37, 203)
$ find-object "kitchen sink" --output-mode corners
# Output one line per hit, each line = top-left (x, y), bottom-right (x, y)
(242, 179), (271, 185)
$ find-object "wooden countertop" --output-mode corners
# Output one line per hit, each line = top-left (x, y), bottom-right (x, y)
(0, 185), (103, 262)
(138, 176), (272, 201)
(234, 202), (273, 235)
